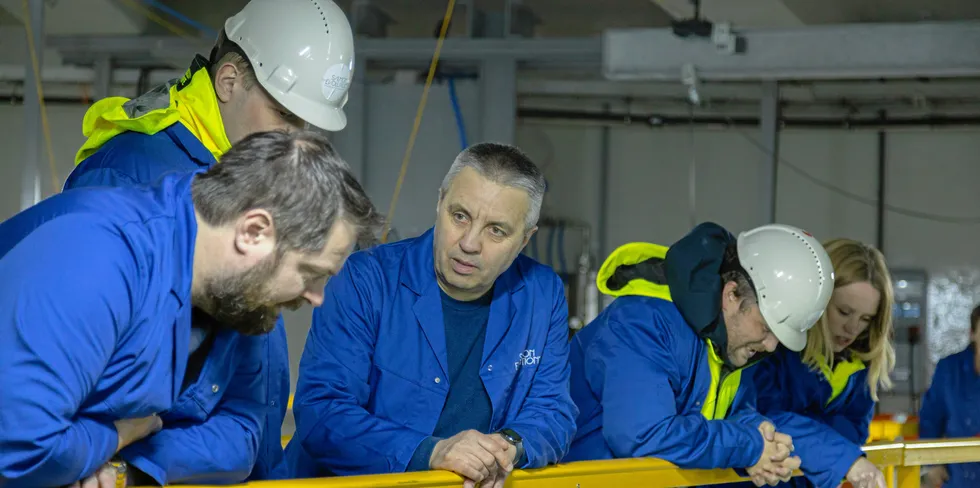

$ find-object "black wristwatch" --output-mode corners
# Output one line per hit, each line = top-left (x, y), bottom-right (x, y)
(497, 428), (524, 466)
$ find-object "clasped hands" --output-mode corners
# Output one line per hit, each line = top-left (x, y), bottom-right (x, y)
(429, 429), (518, 488)
(746, 421), (801, 487)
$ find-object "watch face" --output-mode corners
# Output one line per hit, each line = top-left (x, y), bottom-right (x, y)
(501, 429), (522, 443)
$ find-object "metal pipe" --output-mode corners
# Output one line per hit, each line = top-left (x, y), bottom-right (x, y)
(517, 108), (980, 128)
(760, 81), (780, 224)
(687, 105), (697, 228)
(876, 110), (887, 254)
(93, 56), (113, 101)
(598, 103), (611, 261)
(481, 58), (518, 143)
(21, 0), (44, 210)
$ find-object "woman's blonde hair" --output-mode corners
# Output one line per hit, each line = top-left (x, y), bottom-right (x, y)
(801, 238), (896, 401)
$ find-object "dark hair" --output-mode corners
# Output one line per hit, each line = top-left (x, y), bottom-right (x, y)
(192, 130), (382, 254)
(439, 142), (546, 231)
(207, 30), (266, 94)
(722, 241), (757, 312)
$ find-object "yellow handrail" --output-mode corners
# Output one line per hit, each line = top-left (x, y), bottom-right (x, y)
(903, 438), (980, 466)
(144, 437), (980, 488)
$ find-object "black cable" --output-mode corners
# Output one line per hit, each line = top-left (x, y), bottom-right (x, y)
(732, 128), (980, 225)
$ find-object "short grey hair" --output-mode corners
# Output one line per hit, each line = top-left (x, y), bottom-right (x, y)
(438, 142), (545, 232)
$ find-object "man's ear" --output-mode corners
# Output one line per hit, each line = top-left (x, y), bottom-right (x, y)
(720, 280), (739, 312)
(233, 209), (276, 258)
(521, 225), (538, 248)
(212, 62), (242, 104)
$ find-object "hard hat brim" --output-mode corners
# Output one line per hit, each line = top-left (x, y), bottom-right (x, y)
(767, 317), (807, 352)
(300, 105), (348, 133)
(257, 79), (349, 132)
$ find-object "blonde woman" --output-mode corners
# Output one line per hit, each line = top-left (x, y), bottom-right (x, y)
(747, 238), (896, 488)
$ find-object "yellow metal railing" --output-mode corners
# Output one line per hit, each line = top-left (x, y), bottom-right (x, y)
(254, 406), (962, 488)
(250, 397), (960, 487)
(158, 437), (980, 488)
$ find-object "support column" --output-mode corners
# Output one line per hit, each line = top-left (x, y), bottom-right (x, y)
(876, 110), (887, 255)
(480, 57), (517, 144)
(598, 103), (611, 261)
(331, 57), (368, 183)
(759, 80), (780, 224)
(21, 0), (44, 210)
(93, 56), (113, 101)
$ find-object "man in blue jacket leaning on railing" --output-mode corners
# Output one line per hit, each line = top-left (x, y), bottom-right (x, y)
(0, 131), (379, 487)
(60, 0), (356, 480)
(286, 142), (577, 488)
(565, 222), (835, 487)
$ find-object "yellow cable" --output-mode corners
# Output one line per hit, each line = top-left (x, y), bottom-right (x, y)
(26, 0), (453, 227)
(119, 0), (454, 244)
(380, 0), (457, 243)
(21, 0), (60, 195)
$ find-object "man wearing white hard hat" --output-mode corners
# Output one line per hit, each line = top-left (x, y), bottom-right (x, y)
(61, 0), (355, 483)
(563, 222), (835, 487)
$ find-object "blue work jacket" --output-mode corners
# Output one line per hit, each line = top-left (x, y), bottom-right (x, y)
(736, 347), (872, 488)
(285, 229), (578, 476)
(64, 123), (291, 481)
(0, 173), (266, 487)
(564, 295), (767, 469)
(920, 346), (980, 488)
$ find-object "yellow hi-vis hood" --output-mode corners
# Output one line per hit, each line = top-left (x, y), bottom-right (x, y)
(75, 55), (232, 165)
(596, 242), (672, 302)
(596, 242), (741, 420)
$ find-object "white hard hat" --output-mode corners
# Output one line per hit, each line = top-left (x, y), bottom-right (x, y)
(224, 0), (355, 131)
(737, 224), (834, 352)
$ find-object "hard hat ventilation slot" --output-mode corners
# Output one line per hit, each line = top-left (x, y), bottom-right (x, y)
(310, 0), (331, 32)
(790, 231), (826, 286)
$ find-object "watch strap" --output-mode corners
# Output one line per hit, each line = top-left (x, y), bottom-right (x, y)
(109, 459), (127, 488)
(497, 429), (524, 466)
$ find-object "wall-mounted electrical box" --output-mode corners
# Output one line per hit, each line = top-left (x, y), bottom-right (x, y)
(878, 268), (929, 415)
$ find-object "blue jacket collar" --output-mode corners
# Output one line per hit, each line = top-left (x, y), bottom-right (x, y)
(165, 123), (218, 168)
(400, 227), (528, 379)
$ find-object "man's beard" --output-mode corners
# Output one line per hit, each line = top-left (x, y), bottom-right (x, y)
(199, 254), (286, 336)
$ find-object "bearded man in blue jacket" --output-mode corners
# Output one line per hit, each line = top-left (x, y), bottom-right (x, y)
(286, 142), (577, 488)
(565, 223), (835, 487)
(0, 131), (379, 487)
(61, 0), (356, 480)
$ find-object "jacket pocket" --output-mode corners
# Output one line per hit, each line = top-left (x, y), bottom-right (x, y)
(371, 364), (444, 431)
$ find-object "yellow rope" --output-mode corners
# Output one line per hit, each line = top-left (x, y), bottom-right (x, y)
(21, 0), (60, 195)
(26, 0), (452, 231)
(113, 0), (458, 244)
(380, 0), (457, 243)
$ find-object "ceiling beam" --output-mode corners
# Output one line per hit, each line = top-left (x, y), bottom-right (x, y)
(0, 0), (148, 34)
(603, 21), (980, 81)
(651, 0), (805, 28)
(515, 78), (980, 103)
(46, 35), (602, 70)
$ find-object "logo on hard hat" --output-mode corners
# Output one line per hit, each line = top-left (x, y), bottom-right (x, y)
(321, 62), (353, 103)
